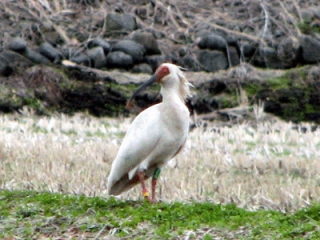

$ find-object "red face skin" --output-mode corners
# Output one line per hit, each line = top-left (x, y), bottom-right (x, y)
(156, 65), (170, 82)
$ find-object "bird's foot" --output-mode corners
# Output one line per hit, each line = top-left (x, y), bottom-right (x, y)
(142, 190), (151, 202)
(142, 192), (157, 204)
(149, 197), (157, 204)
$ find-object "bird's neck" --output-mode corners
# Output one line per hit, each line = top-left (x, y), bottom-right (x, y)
(159, 88), (190, 134)
(160, 87), (185, 105)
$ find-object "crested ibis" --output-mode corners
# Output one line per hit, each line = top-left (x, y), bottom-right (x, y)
(107, 63), (192, 203)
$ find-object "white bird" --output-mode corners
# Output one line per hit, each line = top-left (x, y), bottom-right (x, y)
(107, 63), (192, 203)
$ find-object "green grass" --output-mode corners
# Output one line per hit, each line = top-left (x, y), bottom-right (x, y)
(1, 190), (320, 239)
(298, 21), (320, 35)
(267, 76), (290, 90)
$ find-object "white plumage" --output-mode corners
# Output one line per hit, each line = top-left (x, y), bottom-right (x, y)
(107, 63), (192, 202)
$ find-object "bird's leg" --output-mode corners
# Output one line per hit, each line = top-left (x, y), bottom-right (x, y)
(151, 167), (161, 203)
(137, 171), (150, 201)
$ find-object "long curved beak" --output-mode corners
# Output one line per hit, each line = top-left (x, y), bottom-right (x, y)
(126, 74), (157, 108)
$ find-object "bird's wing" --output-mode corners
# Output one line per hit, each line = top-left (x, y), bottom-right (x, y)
(107, 106), (162, 194)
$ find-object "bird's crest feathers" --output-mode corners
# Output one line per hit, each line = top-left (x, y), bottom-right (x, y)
(161, 63), (193, 102)
(177, 66), (193, 101)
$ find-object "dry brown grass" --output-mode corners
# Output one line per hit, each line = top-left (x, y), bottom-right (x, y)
(1, 108), (319, 212)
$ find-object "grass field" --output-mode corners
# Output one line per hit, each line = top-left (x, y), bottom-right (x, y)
(1, 109), (320, 238)
(1, 190), (320, 239)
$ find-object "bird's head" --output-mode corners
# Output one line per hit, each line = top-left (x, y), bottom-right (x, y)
(126, 63), (192, 108)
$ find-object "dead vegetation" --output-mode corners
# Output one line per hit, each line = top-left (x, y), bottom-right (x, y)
(1, 0), (319, 51)
(0, 108), (319, 212)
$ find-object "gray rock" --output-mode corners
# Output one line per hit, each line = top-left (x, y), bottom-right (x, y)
(225, 35), (239, 47)
(178, 47), (187, 57)
(8, 37), (27, 53)
(181, 54), (202, 72)
(23, 48), (51, 65)
(241, 42), (256, 58)
(39, 42), (63, 63)
(196, 50), (228, 72)
(189, 95), (219, 114)
(300, 35), (320, 63)
(145, 55), (167, 72)
(199, 79), (227, 95)
(198, 33), (227, 51)
(87, 47), (106, 69)
(61, 47), (79, 59)
(253, 47), (282, 69)
(70, 53), (91, 66)
(0, 55), (13, 76)
(74, 0), (99, 6)
(311, 7), (320, 19)
(277, 37), (300, 68)
(130, 32), (161, 55)
(131, 63), (153, 74)
(42, 31), (63, 46)
(106, 13), (137, 31)
(112, 40), (145, 63)
(135, 6), (148, 20)
(0, 50), (33, 70)
(87, 38), (111, 55)
(301, 9), (315, 23)
(228, 46), (240, 67)
(106, 51), (133, 69)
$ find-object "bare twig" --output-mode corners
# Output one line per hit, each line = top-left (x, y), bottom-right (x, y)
(153, 0), (191, 29)
(269, 14), (290, 35)
(292, 0), (303, 23)
(166, 5), (182, 30)
(259, 1), (270, 39)
(53, 0), (61, 12)
(276, 0), (301, 36)
(94, 223), (109, 240)
(38, 0), (52, 13)
(18, 1), (71, 44)
(198, 19), (266, 44)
